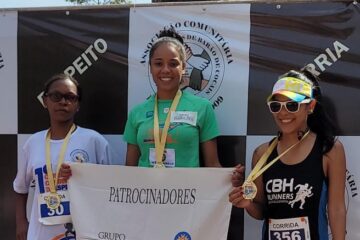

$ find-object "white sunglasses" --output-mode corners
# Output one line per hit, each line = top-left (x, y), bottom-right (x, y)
(267, 99), (312, 113)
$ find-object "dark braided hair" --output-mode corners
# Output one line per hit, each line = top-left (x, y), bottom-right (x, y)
(158, 27), (184, 44)
(149, 27), (186, 65)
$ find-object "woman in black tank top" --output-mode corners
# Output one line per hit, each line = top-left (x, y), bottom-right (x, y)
(229, 67), (346, 240)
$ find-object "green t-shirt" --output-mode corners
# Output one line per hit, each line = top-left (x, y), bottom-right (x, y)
(124, 91), (219, 167)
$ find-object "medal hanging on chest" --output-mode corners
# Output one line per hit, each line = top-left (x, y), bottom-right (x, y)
(44, 192), (62, 210)
(153, 90), (181, 168)
(44, 124), (75, 209)
(242, 131), (310, 200)
(153, 162), (165, 168)
(242, 181), (258, 200)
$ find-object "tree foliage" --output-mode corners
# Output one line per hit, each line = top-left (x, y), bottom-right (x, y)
(66, 0), (131, 5)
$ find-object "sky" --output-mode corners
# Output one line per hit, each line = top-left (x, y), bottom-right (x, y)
(0, 0), (151, 8)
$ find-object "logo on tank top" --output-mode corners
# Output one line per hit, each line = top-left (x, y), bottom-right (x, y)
(266, 178), (314, 208)
(288, 183), (313, 209)
(141, 21), (235, 109)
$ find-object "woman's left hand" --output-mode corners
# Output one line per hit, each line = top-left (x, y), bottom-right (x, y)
(59, 163), (72, 181)
(231, 164), (245, 187)
(229, 186), (252, 209)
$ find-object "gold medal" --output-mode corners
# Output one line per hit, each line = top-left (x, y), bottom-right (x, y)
(45, 192), (61, 210)
(242, 181), (257, 200)
(153, 162), (165, 168)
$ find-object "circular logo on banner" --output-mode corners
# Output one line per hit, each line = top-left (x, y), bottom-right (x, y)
(143, 21), (234, 102)
(52, 235), (75, 240)
(70, 149), (89, 163)
(174, 231), (191, 240)
(52, 226), (76, 240)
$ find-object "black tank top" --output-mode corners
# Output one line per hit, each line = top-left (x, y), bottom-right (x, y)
(262, 136), (329, 240)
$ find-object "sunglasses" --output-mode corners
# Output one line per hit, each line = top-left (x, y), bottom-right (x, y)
(267, 99), (311, 113)
(45, 92), (79, 103)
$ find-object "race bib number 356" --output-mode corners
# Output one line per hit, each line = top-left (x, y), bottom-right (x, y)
(269, 217), (311, 240)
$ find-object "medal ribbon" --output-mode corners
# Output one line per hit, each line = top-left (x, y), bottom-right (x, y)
(45, 124), (75, 194)
(245, 130), (310, 183)
(154, 90), (182, 166)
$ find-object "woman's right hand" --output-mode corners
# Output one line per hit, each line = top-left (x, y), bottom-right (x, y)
(16, 218), (28, 240)
(229, 186), (252, 209)
(60, 163), (72, 181)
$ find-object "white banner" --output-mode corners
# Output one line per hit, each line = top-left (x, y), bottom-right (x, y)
(68, 164), (233, 240)
(128, 3), (250, 135)
(338, 136), (360, 240)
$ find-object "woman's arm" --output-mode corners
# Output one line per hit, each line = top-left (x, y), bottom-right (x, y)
(201, 139), (246, 188)
(201, 139), (221, 167)
(229, 187), (265, 220)
(15, 193), (28, 240)
(125, 143), (140, 166)
(229, 143), (267, 219)
(325, 140), (347, 240)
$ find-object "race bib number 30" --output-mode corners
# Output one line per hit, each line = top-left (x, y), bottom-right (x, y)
(269, 217), (310, 240)
(38, 191), (71, 225)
